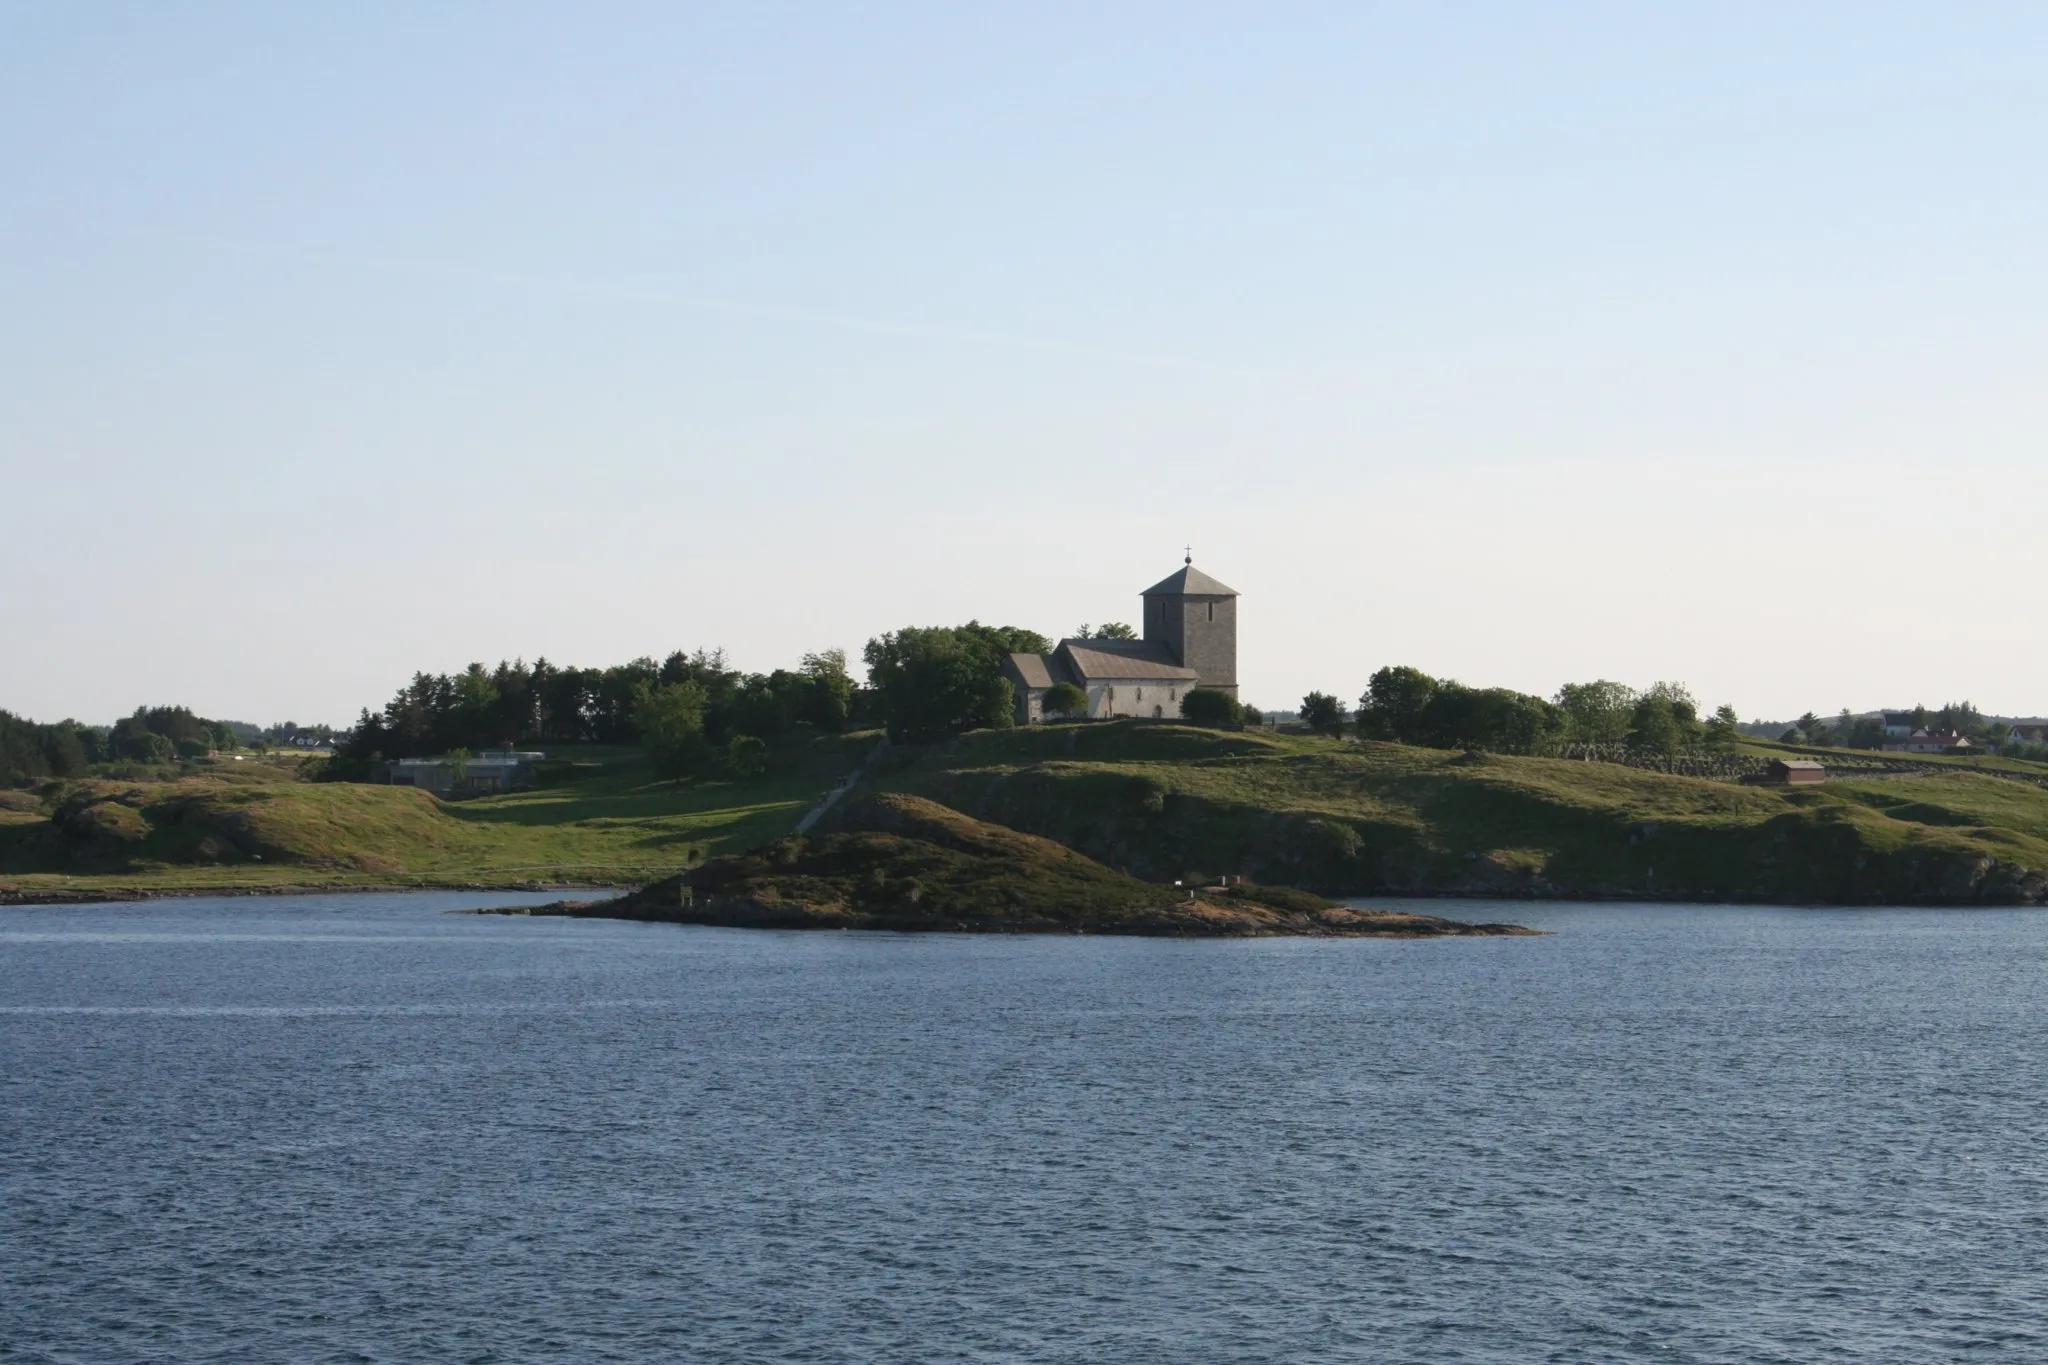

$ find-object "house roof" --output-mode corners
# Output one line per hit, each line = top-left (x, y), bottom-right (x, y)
(1773, 760), (1826, 771)
(1056, 639), (1199, 681)
(1005, 652), (1061, 690)
(1141, 563), (1239, 598)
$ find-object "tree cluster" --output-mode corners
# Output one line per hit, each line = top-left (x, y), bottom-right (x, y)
(1331, 668), (1724, 757)
(862, 623), (1048, 743)
(341, 649), (858, 762)
(1, 711), (99, 783)
(1, 705), (242, 784)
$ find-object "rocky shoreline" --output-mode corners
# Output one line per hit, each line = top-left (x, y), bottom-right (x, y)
(469, 794), (1541, 938)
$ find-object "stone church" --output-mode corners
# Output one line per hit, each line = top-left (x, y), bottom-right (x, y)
(1003, 557), (1239, 722)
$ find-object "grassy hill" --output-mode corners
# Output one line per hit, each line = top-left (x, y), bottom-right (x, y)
(0, 733), (874, 901)
(507, 792), (1535, 936)
(865, 723), (2048, 905)
(8, 719), (2048, 906)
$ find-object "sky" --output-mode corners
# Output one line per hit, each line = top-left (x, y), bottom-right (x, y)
(4, 2), (2045, 727)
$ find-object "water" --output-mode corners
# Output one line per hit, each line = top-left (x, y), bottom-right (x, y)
(5, 894), (2047, 1363)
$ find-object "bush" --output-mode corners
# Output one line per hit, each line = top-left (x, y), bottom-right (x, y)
(727, 734), (768, 778)
(1042, 682), (1088, 720)
(1180, 688), (1241, 728)
(1300, 692), (1347, 738)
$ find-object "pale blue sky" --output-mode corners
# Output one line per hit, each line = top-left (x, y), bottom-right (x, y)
(5, 3), (2045, 725)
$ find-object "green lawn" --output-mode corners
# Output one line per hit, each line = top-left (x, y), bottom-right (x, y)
(865, 722), (2048, 903)
(9, 720), (2047, 905)
(0, 731), (878, 899)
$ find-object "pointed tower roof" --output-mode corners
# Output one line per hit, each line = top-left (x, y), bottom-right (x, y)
(1141, 562), (1239, 597)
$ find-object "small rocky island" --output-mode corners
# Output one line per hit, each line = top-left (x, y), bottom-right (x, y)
(490, 793), (1537, 938)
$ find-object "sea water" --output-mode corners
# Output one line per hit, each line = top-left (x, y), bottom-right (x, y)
(4, 893), (2046, 1362)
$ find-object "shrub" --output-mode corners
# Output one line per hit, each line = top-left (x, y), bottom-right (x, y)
(1180, 688), (1241, 728)
(1300, 692), (1347, 738)
(1042, 682), (1088, 720)
(727, 733), (768, 778)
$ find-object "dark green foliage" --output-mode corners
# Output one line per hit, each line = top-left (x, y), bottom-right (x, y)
(1041, 682), (1088, 718)
(1422, 684), (1560, 754)
(635, 681), (710, 782)
(726, 734), (768, 778)
(1300, 691), (1347, 738)
(1627, 684), (1703, 757)
(1358, 667), (1562, 754)
(341, 645), (858, 763)
(1357, 666), (1437, 743)
(1073, 623), (1137, 640)
(1939, 701), (1984, 735)
(0, 711), (102, 785)
(862, 622), (1049, 743)
(106, 707), (235, 763)
(1180, 688), (1241, 728)
(1553, 680), (1635, 745)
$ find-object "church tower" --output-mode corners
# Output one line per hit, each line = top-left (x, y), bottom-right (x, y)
(1140, 554), (1239, 696)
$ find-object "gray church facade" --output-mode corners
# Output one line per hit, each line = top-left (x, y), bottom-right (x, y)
(1003, 559), (1239, 723)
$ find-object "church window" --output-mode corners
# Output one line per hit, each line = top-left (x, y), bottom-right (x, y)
(1208, 602), (1214, 621)
(1136, 687), (1143, 701)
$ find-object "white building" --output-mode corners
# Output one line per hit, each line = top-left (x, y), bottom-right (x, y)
(1004, 558), (1238, 722)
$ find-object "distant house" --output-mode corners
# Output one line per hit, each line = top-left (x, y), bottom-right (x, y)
(383, 750), (545, 796)
(1748, 759), (1827, 786)
(1882, 729), (1972, 755)
(1881, 711), (1919, 739)
(2007, 721), (2048, 746)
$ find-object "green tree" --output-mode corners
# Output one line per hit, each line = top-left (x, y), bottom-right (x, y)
(862, 622), (1049, 743)
(1417, 683), (1560, 753)
(454, 664), (502, 744)
(1356, 666), (1438, 742)
(634, 681), (710, 783)
(1300, 691), (1347, 738)
(445, 747), (472, 788)
(726, 733), (768, 778)
(1937, 700), (1985, 738)
(1041, 681), (1088, 719)
(1628, 684), (1702, 757)
(1180, 688), (1241, 728)
(1074, 622), (1137, 640)
(1553, 680), (1636, 745)
(1704, 704), (1741, 751)
(799, 649), (855, 732)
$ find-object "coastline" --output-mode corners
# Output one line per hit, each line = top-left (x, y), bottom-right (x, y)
(0, 880), (629, 907)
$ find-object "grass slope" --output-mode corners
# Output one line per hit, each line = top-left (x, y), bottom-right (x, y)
(870, 722), (2048, 905)
(0, 734), (874, 899)
(513, 792), (1534, 936)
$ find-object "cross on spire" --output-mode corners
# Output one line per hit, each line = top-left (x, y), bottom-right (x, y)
(1184, 545), (1192, 565)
